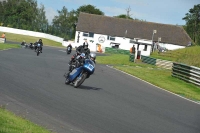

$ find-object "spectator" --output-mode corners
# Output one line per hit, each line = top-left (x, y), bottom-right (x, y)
(1, 33), (6, 43)
(130, 45), (136, 62)
(130, 45), (136, 54)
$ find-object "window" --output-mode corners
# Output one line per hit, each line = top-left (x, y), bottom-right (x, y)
(144, 45), (147, 51)
(83, 32), (94, 38)
(107, 36), (115, 41)
(130, 39), (135, 43)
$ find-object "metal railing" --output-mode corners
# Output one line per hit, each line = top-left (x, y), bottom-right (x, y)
(172, 62), (200, 86)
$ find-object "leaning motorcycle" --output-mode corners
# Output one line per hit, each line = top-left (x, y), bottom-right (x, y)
(64, 53), (95, 88)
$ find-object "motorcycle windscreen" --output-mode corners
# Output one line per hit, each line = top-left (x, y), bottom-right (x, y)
(69, 66), (83, 81)
(83, 59), (95, 74)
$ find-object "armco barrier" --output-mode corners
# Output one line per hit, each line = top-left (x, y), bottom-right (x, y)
(129, 54), (135, 62)
(141, 56), (156, 65)
(140, 56), (173, 69)
(156, 59), (173, 69)
(172, 62), (200, 86)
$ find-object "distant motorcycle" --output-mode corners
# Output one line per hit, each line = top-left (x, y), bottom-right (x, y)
(64, 53), (95, 88)
(36, 43), (42, 56)
(28, 43), (35, 50)
(66, 46), (72, 54)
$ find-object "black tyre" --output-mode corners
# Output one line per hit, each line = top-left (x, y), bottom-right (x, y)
(65, 77), (70, 84)
(74, 73), (87, 88)
(37, 51), (39, 56)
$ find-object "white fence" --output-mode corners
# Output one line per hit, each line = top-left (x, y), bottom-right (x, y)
(0, 26), (63, 43)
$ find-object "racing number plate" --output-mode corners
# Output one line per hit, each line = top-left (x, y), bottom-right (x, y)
(87, 64), (94, 71)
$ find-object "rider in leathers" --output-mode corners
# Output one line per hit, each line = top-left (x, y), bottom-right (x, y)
(67, 42), (90, 75)
(35, 39), (43, 53)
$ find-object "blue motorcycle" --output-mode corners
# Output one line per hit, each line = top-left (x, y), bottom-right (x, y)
(64, 53), (95, 88)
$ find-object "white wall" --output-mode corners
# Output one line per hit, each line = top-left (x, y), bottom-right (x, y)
(0, 26), (63, 43)
(75, 31), (153, 56)
(159, 43), (185, 50)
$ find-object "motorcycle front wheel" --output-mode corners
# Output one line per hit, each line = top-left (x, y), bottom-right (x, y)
(74, 73), (87, 88)
(37, 50), (40, 56)
(65, 77), (70, 84)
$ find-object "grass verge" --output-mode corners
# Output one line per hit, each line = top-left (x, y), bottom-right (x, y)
(0, 105), (52, 133)
(0, 43), (21, 50)
(97, 54), (200, 102)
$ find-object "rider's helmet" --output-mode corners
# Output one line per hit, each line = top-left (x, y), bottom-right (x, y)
(90, 53), (96, 61)
(83, 42), (88, 49)
(39, 39), (42, 42)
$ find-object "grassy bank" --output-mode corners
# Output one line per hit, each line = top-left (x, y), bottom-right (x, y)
(0, 106), (51, 133)
(97, 54), (200, 102)
(150, 45), (200, 67)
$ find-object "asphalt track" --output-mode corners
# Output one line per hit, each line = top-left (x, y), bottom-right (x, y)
(0, 46), (200, 133)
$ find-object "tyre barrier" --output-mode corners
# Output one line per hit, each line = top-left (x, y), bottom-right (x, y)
(129, 54), (135, 62)
(172, 62), (200, 87)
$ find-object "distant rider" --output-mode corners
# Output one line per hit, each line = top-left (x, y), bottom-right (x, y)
(35, 39), (43, 53)
(66, 44), (72, 52)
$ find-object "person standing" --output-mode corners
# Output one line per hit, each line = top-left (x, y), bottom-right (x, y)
(131, 45), (136, 54)
(130, 45), (136, 62)
(1, 33), (6, 43)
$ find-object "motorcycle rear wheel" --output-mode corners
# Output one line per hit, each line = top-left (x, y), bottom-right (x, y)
(74, 73), (87, 88)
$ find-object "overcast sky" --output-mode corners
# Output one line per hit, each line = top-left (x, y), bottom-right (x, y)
(22, 0), (200, 25)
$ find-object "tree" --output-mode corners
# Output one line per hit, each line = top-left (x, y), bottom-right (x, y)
(35, 4), (48, 32)
(183, 4), (200, 45)
(114, 14), (133, 19)
(0, 0), (39, 30)
(72, 4), (104, 38)
(76, 4), (104, 16)
(52, 6), (72, 38)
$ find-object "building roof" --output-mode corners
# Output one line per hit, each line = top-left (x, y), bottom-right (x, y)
(76, 12), (192, 46)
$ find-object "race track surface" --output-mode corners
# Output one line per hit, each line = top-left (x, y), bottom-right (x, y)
(0, 46), (200, 133)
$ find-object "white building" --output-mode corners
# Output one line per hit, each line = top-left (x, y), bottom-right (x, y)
(74, 12), (192, 56)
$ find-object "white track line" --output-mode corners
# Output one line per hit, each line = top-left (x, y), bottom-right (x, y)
(106, 65), (200, 105)
(0, 48), (12, 51)
(59, 50), (66, 52)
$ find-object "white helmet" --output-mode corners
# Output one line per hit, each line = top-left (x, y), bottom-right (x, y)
(90, 53), (96, 60)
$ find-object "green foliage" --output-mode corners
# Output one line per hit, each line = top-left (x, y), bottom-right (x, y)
(183, 4), (200, 45)
(0, 106), (51, 133)
(114, 14), (133, 19)
(0, 0), (37, 29)
(0, 43), (20, 50)
(76, 4), (104, 15)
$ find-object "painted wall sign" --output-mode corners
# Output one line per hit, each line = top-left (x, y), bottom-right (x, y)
(98, 36), (105, 43)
